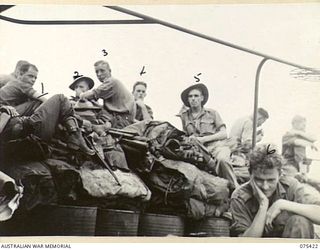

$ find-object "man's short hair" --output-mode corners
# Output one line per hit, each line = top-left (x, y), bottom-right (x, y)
(14, 60), (29, 71)
(19, 63), (38, 75)
(292, 115), (306, 125)
(94, 60), (111, 72)
(132, 81), (147, 92)
(258, 108), (269, 119)
(249, 144), (283, 174)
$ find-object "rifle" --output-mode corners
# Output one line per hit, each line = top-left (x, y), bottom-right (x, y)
(107, 128), (149, 150)
(0, 112), (11, 134)
(108, 128), (141, 139)
(84, 136), (121, 186)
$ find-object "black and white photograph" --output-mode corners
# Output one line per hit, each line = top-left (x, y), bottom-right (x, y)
(0, 3), (319, 240)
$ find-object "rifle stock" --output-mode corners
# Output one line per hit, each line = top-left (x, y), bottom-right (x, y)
(84, 136), (121, 186)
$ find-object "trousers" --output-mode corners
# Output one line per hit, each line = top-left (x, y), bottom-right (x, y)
(265, 214), (314, 238)
(2, 94), (74, 142)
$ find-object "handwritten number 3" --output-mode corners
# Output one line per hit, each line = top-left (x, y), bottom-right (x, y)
(102, 50), (108, 56)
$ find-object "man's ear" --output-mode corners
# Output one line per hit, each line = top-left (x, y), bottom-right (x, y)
(200, 94), (204, 102)
(17, 71), (24, 79)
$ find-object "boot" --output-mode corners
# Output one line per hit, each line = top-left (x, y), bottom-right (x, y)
(64, 117), (95, 155)
(7, 117), (36, 140)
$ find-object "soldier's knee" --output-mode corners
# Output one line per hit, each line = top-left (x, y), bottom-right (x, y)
(283, 215), (314, 238)
(51, 94), (65, 101)
(287, 215), (312, 227)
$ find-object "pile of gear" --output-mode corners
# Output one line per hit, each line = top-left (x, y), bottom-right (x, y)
(0, 119), (233, 222)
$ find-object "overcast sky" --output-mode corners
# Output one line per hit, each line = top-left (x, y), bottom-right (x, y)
(1, 4), (320, 167)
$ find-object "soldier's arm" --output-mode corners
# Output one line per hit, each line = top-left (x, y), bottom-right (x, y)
(31, 90), (47, 102)
(197, 126), (227, 144)
(291, 129), (317, 143)
(266, 200), (320, 226)
(241, 180), (269, 237)
(135, 100), (152, 122)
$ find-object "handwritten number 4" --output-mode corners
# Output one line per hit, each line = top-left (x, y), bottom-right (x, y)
(140, 66), (146, 76)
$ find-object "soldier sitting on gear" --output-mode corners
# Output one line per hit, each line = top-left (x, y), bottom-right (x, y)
(0, 94), (95, 156)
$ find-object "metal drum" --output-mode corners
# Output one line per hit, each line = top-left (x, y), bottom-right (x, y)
(0, 212), (30, 236)
(185, 216), (230, 237)
(138, 213), (185, 236)
(30, 204), (97, 236)
(95, 209), (140, 236)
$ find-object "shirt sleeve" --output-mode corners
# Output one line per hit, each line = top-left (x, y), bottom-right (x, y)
(213, 110), (226, 130)
(291, 180), (320, 206)
(282, 132), (296, 146)
(92, 78), (115, 100)
(230, 197), (252, 236)
(147, 105), (154, 119)
(240, 120), (253, 144)
(180, 113), (188, 133)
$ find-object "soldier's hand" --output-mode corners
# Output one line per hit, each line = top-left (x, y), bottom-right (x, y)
(135, 99), (145, 108)
(196, 136), (206, 144)
(79, 93), (88, 101)
(184, 135), (197, 144)
(251, 178), (269, 207)
(265, 199), (286, 233)
(0, 105), (19, 117)
(82, 119), (93, 133)
(311, 144), (318, 151)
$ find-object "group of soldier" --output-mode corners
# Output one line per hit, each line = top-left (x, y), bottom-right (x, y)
(0, 59), (320, 238)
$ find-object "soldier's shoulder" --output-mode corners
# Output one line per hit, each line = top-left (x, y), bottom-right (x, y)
(231, 182), (253, 203)
(280, 175), (299, 188)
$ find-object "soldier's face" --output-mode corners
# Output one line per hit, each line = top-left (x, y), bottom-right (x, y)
(252, 168), (280, 198)
(257, 114), (267, 126)
(188, 89), (204, 108)
(293, 120), (306, 131)
(19, 68), (38, 85)
(133, 84), (146, 101)
(75, 81), (90, 97)
(95, 64), (111, 83)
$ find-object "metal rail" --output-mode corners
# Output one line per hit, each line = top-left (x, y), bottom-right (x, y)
(107, 6), (319, 149)
(252, 58), (269, 149)
(0, 14), (155, 25)
(1, 4), (318, 149)
(106, 6), (316, 72)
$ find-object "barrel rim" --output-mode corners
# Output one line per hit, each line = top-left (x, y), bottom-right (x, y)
(40, 204), (98, 210)
(97, 208), (140, 214)
(140, 212), (185, 219)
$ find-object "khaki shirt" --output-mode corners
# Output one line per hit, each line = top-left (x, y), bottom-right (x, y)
(282, 132), (306, 168)
(0, 73), (15, 89)
(230, 116), (253, 145)
(0, 79), (36, 107)
(180, 108), (225, 137)
(92, 77), (135, 116)
(230, 176), (320, 236)
(135, 104), (153, 121)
